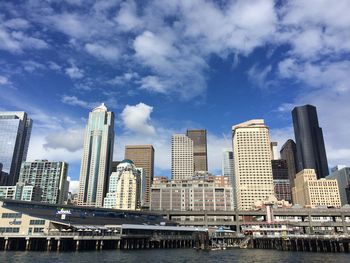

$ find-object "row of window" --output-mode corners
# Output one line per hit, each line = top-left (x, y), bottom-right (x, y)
(1, 213), (22, 218)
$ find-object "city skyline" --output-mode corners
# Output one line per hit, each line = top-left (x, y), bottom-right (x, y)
(1, 0), (350, 194)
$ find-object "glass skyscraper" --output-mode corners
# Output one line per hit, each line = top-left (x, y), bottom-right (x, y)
(292, 104), (329, 178)
(78, 103), (115, 207)
(0, 111), (32, 185)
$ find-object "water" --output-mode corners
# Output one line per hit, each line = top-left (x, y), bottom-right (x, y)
(1, 249), (350, 263)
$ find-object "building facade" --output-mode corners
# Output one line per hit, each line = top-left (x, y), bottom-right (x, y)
(272, 160), (292, 202)
(125, 145), (154, 206)
(18, 160), (68, 204)
(232, 119), (275, 210)
(186, 129), (208, 172)
(222, 149), (234, 185)
(103, 160), (142, 210)
(78, 103), (114, 207)
(0, 182), (41, 202)
(327, 167), (350, 205)
(292, 169), (341, 208)
(150, 176), (234, 211)
(280, 139), (298, 189)
(171, 134), (194, 180)
(0, 111), (32, 185)
(292, 104), (329, 178)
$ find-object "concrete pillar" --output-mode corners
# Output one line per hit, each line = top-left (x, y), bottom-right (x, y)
(25, 239), (30, 251)
(100, 241), (103, 250)
(4, 239), (9, 251)
(76, 240), (80, 251)
(57, 240), (61, 252)
(47, 239), (51, 251)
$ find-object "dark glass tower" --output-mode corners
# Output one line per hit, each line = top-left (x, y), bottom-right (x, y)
(186, 129), (208, 172)
(292, 104), (328, 178)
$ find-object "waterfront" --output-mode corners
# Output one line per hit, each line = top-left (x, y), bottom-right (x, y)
(1, 249), (350, 263)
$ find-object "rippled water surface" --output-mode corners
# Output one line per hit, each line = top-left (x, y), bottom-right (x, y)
(1, 249), (350, 263)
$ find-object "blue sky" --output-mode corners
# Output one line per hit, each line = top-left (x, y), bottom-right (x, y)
(1, 0), (350, 193)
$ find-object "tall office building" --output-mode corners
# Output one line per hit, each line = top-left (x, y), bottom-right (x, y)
(171, 134), (194, 180)
(280, 139), (298, 189)
(186, 129), (208, 172)
(272, 159), (291, 202)
(222, 149), (234, 185)
(125, 145), (154, 206)
(0, 111), (32, 185)
(78, 103), (114, 207)
(232, 119), (275, 210)
(103, 160), (142, 210)
(292, 104), (329, 178)
(18, 160), (68, 204)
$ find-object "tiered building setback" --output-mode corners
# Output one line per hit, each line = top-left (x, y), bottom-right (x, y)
(78, 103), (114, 207)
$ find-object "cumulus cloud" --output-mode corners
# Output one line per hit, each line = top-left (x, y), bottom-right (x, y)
(44, 128), (84, 152)
(115, 0), (142, 31)
(85, 43), (120, 61)
(65, 64), (84, 79)
(121, 103), (156, 135)
(0, 26), (48, 53)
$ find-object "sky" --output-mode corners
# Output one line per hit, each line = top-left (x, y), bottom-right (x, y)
(1, 0), (350, 194)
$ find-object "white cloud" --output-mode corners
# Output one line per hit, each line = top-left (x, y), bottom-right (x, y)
(108, 72), (139, 85)
(85, 43), (120, 61)
(139, 75), (168, 93)
(247, 64), (273, 89)
(4, 18), (30, 30)
(0, 75), (10, 85)
(65, 64), (84, 79)
(115, 0), (142, 31)
(22, 60), (45, 72)
(49, 13), (90, 39)
(44, 128), (84, 152)
(47, 61), (62, 71)
(121, 103), (156, 135)
(61, 95), (98, 109)
(68, 178), (79, 194)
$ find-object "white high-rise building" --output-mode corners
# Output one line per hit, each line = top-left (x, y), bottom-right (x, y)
(232, 119), (275, 210)
(171, 134), (194, 180)
(78, 103), (114, 207)
(103, 159), (142, 210)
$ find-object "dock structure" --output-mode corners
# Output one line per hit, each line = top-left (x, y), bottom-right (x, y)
(0, 199), (207, 251)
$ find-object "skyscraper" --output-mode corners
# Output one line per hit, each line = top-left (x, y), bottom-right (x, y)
(222, 149), (234, 185)
(18, 160), (68, 204)
(78, 103), (114, 207)
(125, 145), (154, 206)
(280, 139), (298, 189)
(0, 111), (32, 185)
(171, 134), (194, 180)
(292, 104), (329, 178)
(232, 119), (275, 210)
(103, 160), (142, 210)
(271, 159), (291, 202)
(186, 129), (208, 172)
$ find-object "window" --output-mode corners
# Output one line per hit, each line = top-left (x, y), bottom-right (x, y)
(30, 219), (45, 225)
(1, 213), (22, 218)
